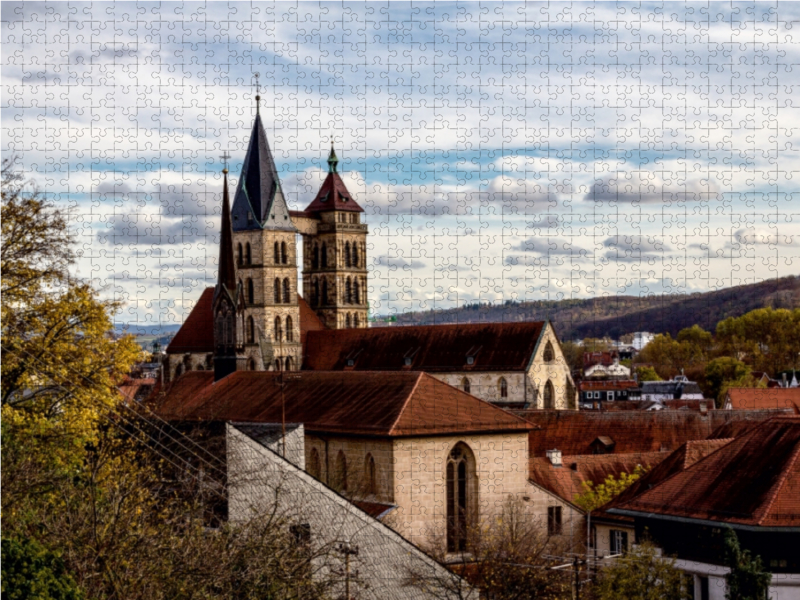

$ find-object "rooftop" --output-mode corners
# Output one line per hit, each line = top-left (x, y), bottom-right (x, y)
(725, 387), (800, 411)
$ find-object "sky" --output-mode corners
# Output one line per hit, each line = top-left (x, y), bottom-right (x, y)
(2, 1), (799, 327)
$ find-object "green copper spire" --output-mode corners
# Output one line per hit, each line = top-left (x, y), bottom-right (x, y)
(327, 142), (339, 174)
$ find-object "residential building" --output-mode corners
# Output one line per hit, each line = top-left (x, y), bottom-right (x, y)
(579, 380), (640, 406)
(724, 387), (800, 411)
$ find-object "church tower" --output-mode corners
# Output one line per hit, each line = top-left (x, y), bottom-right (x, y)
(230, 97), (301, 370)
(302, 145), (368, 329)
(212, 168), (247, 381)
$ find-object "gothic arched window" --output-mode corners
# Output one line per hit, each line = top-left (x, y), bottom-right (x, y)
(462, 377), (471, 394)
(312, 244), (319, 269)
(274, 278), (281, 303)
(309, 448), (321, 479)
(248, 358), (256, 371)
(352, 243), (359, 267)
(274, 241), (280, 264)
(353, 313), (360, 328)
(237, 243), (243, 266)
(345, 242), (351, 268)
(354, 279), (360, 304)
(285, 356), (294, 371)
(365, 453), (377, 496)
(312, 277), (320, 307)
(346, 313), (352, 329)
(245, 243), (252, 266)
(281, 241), (288, 265)
(274, 358), (282, 372)
(247, 278), (254, 305)
(283, 278), (290, 304)
(446, 443), (476, 553)
(321, 243), (328, 268)
(274, 316), (283, 342)
(346, 277), (352, 304)
(322, 278), (328, 305)
(247, 316), (255, 344)
(544, 380), (555, 409)
(543, 341), (555, 363)
(334, 450), (348, 492)
(499, 377), (508, 399)
(286, 316), (293, 342)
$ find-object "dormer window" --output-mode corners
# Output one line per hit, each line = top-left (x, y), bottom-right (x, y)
(466, 356), (474, 365)
(404, 357), (412, 366)
(347, 359), (355, 367)
(247, 211), (253, 223)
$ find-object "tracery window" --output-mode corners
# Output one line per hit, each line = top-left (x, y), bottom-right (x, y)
(446, 443), (475, 553)
(544, 380), (555, 409)
(499, 377), (508, 399)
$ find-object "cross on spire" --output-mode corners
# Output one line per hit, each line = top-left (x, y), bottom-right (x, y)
(220, 151), (231, 172)
(254, 72), (261, 114)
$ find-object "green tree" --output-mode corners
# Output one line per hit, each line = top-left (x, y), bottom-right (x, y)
(592, 541), (685, 600)
(705, 357), (752, 405)
(716, 308), (800, 375)
(724, 529), (771, 600)
(2, 537), (84, 600)
(574, 465), (648, 512)
(634, 365), (662, 382)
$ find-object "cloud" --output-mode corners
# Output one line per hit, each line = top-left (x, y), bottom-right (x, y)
(733, 227), (800, 247)
(516, 236), (588, 256)
(96, 214), (216, 247)
(586, 172), (721, 204)
(603, 235), (671, 262)
(372, 255), (428, 270)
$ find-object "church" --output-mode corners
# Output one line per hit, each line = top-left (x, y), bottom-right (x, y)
(164, 97), (578, 411)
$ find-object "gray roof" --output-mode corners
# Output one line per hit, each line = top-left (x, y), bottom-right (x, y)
(641, 381), (702, 397)
(231, 113), (297, 232)
(232, 422), (303, 447)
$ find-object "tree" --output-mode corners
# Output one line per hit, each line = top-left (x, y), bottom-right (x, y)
(634, 365), (662, 382)
(573, 465), (648, 512)
(2, 537), (84, 600)
(716, 308), (800, 375)
(560, 340), (585, 376)
(592, 541), (685, 600)
(704, 357), (753, 406)
(724, 529), (771, 600)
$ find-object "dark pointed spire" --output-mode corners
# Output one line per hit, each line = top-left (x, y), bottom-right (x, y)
(327, 142), (339, 173)
(217, 168), (236, 293)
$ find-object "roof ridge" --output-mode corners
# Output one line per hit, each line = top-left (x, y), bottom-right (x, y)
(388, 372), (425, 436)
(755, 423), (800, 526)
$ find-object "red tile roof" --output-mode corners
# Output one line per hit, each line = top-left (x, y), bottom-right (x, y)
(529, 452), (668, 507)
(592, 399), (714, 412)
(515, 410), (783, 457)
(303, 171), (364, 214)
(152, 370), (533, 438)
(614, 417), (800, 527)
(303, 321), (547, 372)
(167, 289), (327, 354)
(725, 387), (800, 411)
(167, 288), (215, 353)
(118, 378), (156, 403)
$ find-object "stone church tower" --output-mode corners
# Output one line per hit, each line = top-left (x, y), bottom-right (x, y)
(301, 145), (368, 329)
(230, 98), (301, 371)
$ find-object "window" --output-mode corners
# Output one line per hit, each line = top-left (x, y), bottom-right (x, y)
(353, 313), (359, 328)
(237, 243), (243, 266)
(354, 279), (360, 304)
(334, 450), (348, 492)
(322, 279), (328, 305)
(547, 506), (562, 535)
(446, 443), (475, 553)
(345, 242), (351, 267)
(274, 241), (280, 264)
(607, 391), (614, 401)
(247, 316), (255, 344)
(274, 278), (281, 303)
(462, 378), (471, 394)
(543, 341), (555, 363)
(312, 244), (319, 269)
(346, 313), (352, 329)
(245, 243), (252, 265)
(247, 358), (256, 371)
(610, 529), (628, 555)
(274, 358), (282, 372)
(285, 356), (294, 371)
(281, 241), (287, 264)
(544, 380), (555, 409)
(286, 316), (293, 342)
(499, 377), (508, 399)
(283, 278), (290, 304)
(247, 278), (254, 305)
(312, 277), (320, 306)
(699, 576), (709, 600)
(308, 448), (321, 478)
(352, 243), (359, 267)
(321, 243), (328, 268)
(346, 277), (352, 303)
(365, 453), (377, 495)
(274, 316), (282, 342)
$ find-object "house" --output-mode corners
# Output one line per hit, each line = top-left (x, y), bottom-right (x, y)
(639, 377), (704, 403)
(724, 387), (800, 412)
(578, 380), (640, 406)
(609, 417), (800, 600)
(583, 359), (631, 380)
(153, 369), (579, 552)
(631, 332), (654, 351)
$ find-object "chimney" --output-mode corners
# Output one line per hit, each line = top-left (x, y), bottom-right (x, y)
(546, 449), (562, 467)
(700, 401), (708, 415)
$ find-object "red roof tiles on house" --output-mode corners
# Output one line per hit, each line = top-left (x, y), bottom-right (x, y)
(725, 387), (800, 411)
(515, 410), (784, 457)
(303, 171), (364, 214)
(167, 289), (326, 354)
(303, 321), (547, 372)
(614, 417), (800, 527)
(529, 452), (668, 507)
(153, 370), (533, 438)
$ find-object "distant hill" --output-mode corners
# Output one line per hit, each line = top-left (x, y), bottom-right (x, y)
(114, 323), (182, 336)
(387, 276), (800, 340)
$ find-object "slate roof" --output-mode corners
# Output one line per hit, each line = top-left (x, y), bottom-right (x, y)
(303, 321), (547, 372)
(515, 410), (783, 457)
(152, 370), (533, 438)
(230, 113), (296, 232)
(725, 387), (800, 411)
(167, 290), (325, 354)
(579, 380), (639, 391)
(529, 451), (667, 508)
(641, 380), (703, 397)
(613, 417), (800, 528)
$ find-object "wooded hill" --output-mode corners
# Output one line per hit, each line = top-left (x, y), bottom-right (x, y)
(389, 276), (800, 340)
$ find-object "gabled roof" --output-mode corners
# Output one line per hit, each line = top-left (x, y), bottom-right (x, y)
(230, 113), (296, 232)
(303, 321), (547, 372)
(725, 387), (800, 411)
(303, 146), (364, 214)
(529, 451), (667, 508)
(516, 410), (783, 457)
(152, 370), (533, 438)
(613, 417), (800, 528)
(167, 290), (324, 354)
